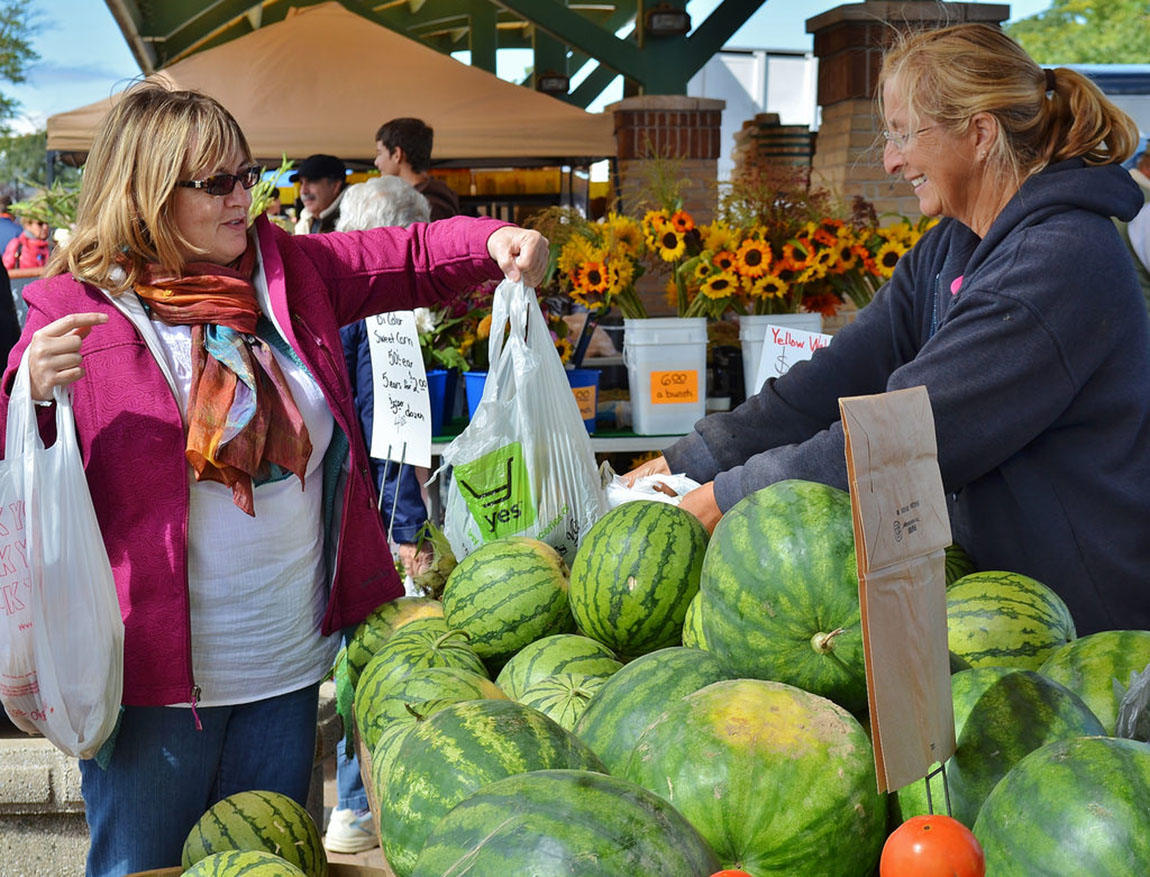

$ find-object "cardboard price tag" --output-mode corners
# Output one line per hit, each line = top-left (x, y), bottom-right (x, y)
(840, 386), (956, 793)
(570, 385), (596, 420)
(650, 369), (699, 404)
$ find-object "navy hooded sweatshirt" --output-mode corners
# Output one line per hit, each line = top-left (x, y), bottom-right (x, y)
(665, 159), (1150, 635)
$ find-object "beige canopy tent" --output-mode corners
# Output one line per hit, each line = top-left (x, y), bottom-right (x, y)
(46, 2), (616, 165)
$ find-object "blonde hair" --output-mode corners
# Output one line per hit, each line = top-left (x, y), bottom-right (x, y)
(879, 23), (1139, 185)
(48, 80), (252, 293)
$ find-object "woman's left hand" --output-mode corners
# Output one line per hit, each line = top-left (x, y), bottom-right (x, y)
(678, 482), (723, 535)
(487, 226), (549, 287)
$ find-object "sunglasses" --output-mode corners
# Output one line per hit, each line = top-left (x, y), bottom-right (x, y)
(177, 165), (263, 196)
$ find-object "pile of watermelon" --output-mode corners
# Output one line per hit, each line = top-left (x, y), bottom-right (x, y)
(320, 481), (1150, 876)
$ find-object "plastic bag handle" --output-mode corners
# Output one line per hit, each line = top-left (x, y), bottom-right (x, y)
(5, 353), (77, 460)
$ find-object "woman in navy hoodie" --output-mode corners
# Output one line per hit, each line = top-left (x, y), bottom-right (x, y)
(630, 23), (1150, 636)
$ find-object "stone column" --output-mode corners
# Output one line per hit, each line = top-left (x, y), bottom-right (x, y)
(609, 95), (725, 315)
(806, 1), (1009, 218)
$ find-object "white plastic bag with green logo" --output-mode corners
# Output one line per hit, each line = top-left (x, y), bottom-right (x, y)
(440, 279), (605, 562)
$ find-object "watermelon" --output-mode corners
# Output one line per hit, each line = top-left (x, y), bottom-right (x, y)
(623, 679), (886, 875)
(567, 500), (708, 658)
(181, 790), (326, 877)
(895, 667), (1106, 827)
(945, 542), (977, 586)
(698, 480), (867, 713)
(411, 769), (720, 876)
(973, 736), (1150, 875)
(1038, 629), (1150, 734)
(574, 646), (726, 774)
(377, 698), (606, 877)
(494, 633), (622, 701)
(681, 591), (707, 649)
(947, 571), (1076, 670)
(183, 849), (307, 876)
(519, 673), (607, 731)
(442, 537), (575, 666)
(353, 622), (486, 750)
(345, 596), (445, 692)
(370, 720), (421, 806)
(357, 665), (506, 751)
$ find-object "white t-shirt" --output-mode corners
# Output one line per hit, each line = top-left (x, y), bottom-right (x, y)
(150, 319), (337, 706)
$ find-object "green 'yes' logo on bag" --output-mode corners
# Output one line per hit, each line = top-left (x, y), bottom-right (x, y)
(454, 442), (535, 540)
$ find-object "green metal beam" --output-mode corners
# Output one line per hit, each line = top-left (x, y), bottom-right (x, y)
(569, 62), (620, 107)
(683, 0), (768, 72)
(469, 2), (498, 72)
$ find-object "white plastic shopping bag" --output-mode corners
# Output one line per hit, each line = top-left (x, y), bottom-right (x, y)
(0, 355), (124, 758)
(440, 279), (605, 562)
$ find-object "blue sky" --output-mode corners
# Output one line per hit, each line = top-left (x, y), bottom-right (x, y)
(7, 0), (1052, 133)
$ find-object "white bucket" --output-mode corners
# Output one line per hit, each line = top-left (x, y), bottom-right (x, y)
(623, 316), (708, 436)
(739, 312), (823, 398)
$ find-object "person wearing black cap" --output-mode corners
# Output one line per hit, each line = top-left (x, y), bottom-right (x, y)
(291, 153), (347, 234)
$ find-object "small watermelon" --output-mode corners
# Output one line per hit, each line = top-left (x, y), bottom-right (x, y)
(377, 698), (605, 877)
(681, 592), (707, 649)
(947, 571), (1076, 670)
(181, 790), (326, 876)
(568, 500), (708, 658)
(623, 679), (886, 875)
(698, 480), (867, 713)
(495, 634), (622, 701)
(973, 736), (1150, 875)
(442, 537), (575, 666)
(183, 849), (306, 876)
(411, 769), (720, 876)
(574, 646), (727, 775)
(344, 596), (445, 692)
(1038, 629), (1150, 734)
(945, 542), (977, 587)
(894, 667), (1106, 827)
(519, 673), (607, 731)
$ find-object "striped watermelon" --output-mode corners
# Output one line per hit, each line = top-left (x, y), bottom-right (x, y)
(519, 673), (607, 731)
(895, 667), (1105, 827)
(442, 537), (575, 666)
(945, 542), (977, 587)
(181, 790), (326, 876)
(345, 596), (445, 692)
(947, 571), (1076, 670)
(698, 480), (867, 713)
(353, 622), (486, 751)
(356, 665), (506, 751)
(1038, 629), (1150, 734)
(568, 501), (708, 658)
(681, 591), (707, 649)
(183, 849), (306, 876)
(973, 736), (1150, 875)
(377, 698), (605, 877)
(494, 634), (622, 701)
(370, 720), (420, 808)
(623, 679), (886, 875)
(574, 646), (726, 774)
(411, 769), (720, 876)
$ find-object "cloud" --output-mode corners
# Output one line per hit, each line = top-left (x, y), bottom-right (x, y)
(23, 61), (138, 88)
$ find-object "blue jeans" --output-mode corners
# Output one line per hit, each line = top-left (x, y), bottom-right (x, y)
(335, 746), (369, 812)
(79, 682), (320, 877)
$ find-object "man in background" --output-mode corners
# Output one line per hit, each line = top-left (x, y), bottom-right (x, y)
(373, 118), (460, 220)
(0, 196), (22, 252)
(1124, 149), (1150, 309)
(291, 154), (348, 234)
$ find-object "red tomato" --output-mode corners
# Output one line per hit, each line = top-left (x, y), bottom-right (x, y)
(880, 814), (986, 877)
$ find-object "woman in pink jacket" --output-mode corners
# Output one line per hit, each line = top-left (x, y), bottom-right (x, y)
(0, 82), (546, 876)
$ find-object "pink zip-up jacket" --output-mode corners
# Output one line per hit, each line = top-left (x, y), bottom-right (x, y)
(0, 215), (506, 706)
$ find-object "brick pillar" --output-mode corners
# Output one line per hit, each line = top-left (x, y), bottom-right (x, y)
(609, 95), (725, 315)
(806, 1), (1009, 219)
(732, 112), (816, 184)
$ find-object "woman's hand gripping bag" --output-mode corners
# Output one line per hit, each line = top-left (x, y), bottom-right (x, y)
(440, 279), (605, 563)
(0, 355), (124, 759)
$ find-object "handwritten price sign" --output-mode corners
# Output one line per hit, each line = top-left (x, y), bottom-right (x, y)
(753, 324), (834, 393)
(367, 311), (432, 468)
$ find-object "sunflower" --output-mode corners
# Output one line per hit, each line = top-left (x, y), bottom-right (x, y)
(810, 246), (838, 273)
(694, 257), (716, 282)
(553, 335), (574, 363)
(558, 236), (596, 281)
(607, 213), (644, 257)
(781, 240), (811, 271)
(833, 240), (859, 273)
(874, 240), (908, 278)
(608, 256), (635, 294)
(802, 292), (841, 318)
(476, 313), (493, 340)
(700, 271), (740, 300)
(670, 209), (695, 233)
(701, 221), (737, 252)
(735, 238), (772, 278)
(712, 249), (737, 272)
(655, 227), (687, 262)
(750, 273), (788, 300)
(571, 259), (612, 308)
(811, 225), (838, 248)
(664, 277), (681, 308)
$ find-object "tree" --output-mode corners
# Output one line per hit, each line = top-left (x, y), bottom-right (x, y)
(0, 0), (38, 130)
(1006, 0), (1150, 64)
(0, 129), (79, 199)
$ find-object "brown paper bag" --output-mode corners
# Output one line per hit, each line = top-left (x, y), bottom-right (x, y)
(840, 386), (956, 793)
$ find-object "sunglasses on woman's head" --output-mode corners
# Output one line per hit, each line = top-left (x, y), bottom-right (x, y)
(177, 165), (263, 196)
